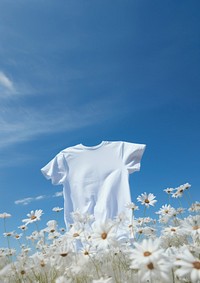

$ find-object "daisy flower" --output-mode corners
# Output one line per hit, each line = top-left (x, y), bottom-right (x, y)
(175, 248), (200, 283)
(181, 182), (191, 191)
(13, 233), (22, 240)
(189, 202), (200, 212)
(181, 215), (200, 241)
(129, 238), (163, 264)
(156, 204), (176, 218)
(18, 225), (28, 231)
(125, 202), (139, 211)
(80, 244), (96, 258)
(52, 207), (63, 212)
(135, 217), (153, 226)
(176, 207), (186, 215)
(0, 212), (11, 218)
(22, 210), (43, 225)
(163, 187), (175, 195)
(134, 258), (172, 283)
(130, 238), (171, 282)
(115, 211), (129, 223)
(172, 183), (191, 198)
(53, 236), (74, 268)
(3, 231), (14, 237)
(137, 192), (157, 207)
(71, 209), (94, 224)
(163, 226), (183, 237)
(91, 220), (117, 250)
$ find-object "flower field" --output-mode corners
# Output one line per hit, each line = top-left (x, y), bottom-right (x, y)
(0, 183), (199, 283)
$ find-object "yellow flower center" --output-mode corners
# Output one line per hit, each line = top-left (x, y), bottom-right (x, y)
(144, 251), (151, 257)
(193, 225), (200, 230)
(60, 253), (68, 257)
(193, 261), (200, 270)
(147, 262), (154, 270)
(40, 260), (45, 267)
(145, 199), (150, 204)
(31, 215), (37, 220)
(101, 232), (107, 240)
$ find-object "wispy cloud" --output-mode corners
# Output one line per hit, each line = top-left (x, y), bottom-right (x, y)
(15, 191), (63, 205)
(0, 71), (14, 91)
(53, 191), (63, 197)
(0, 70), (121, 152)
(15, 197), (34, 206)
(15, 195), (47, 205)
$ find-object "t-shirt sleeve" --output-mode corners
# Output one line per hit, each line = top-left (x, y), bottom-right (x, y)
(122, 142), (146, 174)
(41, 153), (68, 185)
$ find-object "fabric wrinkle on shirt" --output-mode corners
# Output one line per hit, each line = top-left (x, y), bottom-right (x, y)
(41, 141), (146, 226)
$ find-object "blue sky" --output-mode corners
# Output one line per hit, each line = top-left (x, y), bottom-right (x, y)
(0, 1), (199, 240)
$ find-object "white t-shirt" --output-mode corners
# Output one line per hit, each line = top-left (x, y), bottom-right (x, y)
(41, 141), (146, 225)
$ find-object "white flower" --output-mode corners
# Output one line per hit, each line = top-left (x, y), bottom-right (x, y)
(176, 207), (186, 215)
(129, 238), (163, 266)
(175, 248), (200, 283)
(91, 220), (117, 250)
(189, 202), (200, 212)
(163, 226), (183, 237)
(18, 225), (28, 231)
(0, 212), (11, 218)
(53, 236), (74, 268)
(45, 220), (58, 233)
(172, 191), (182, 198)
(180, 215), (200, 241)
(67, 222), (84, 240)
(125, 202), (139, 211)
(3, 231), (14, 237)
(114, 211), (129, 227)
(130, 238), (171, 282)
(26, 231), (40, 242)
(163, 187), (175, 194)
(172, 183), (191, 198)
(22, 210), (43, 225)
(137, 192), (157, 207)
(181, 182), (191, 190)
(135, 217), (153, 226)
(80, 244), (96, 257)
(13, 233), (22, 240)
(156, 204), (176, 218)
(158, 215), (170, 224)
(135, 258), (172, 282)
(71, 209), (94, 224)
(52, 207), (63, 212)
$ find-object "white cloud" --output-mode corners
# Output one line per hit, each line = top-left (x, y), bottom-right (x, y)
(15, 192), (63, 205)
(15, 195), (48, 205)
(53, 191), (63, 197)
(15, 197), (34, 205)
(0, 71), (14, 92)
(0, 69), (130, 154)
(35, 195), (46, 200)
(0, 91), (117, 151)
